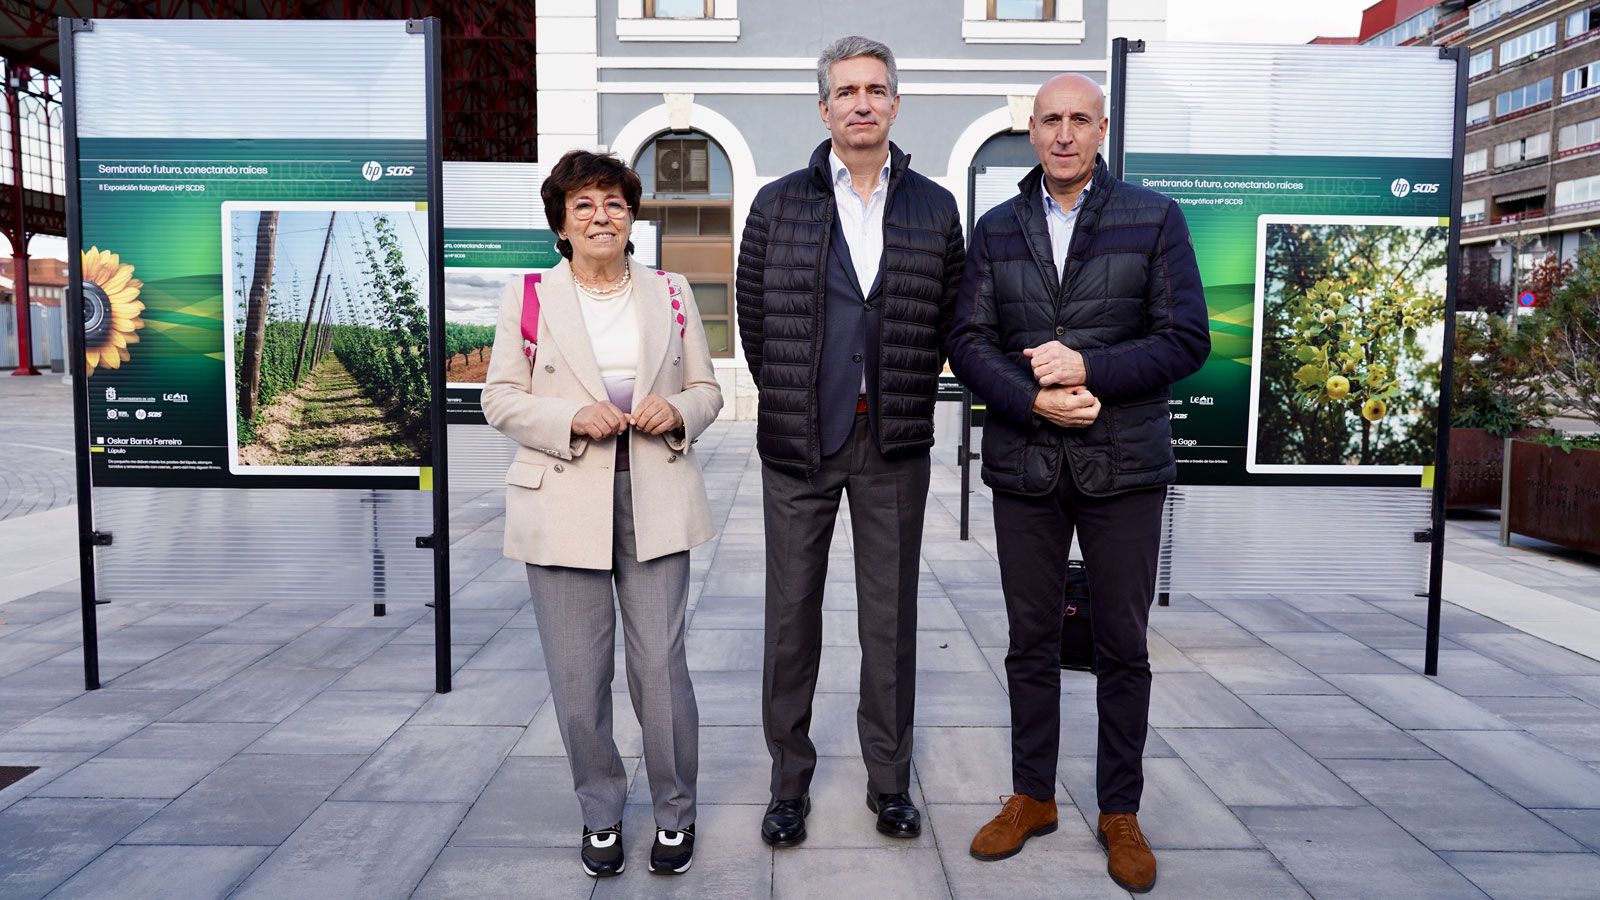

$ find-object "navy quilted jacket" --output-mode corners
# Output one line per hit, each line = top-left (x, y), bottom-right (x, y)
(947, 159), (1210, 496)
(736, 140), (965, 476)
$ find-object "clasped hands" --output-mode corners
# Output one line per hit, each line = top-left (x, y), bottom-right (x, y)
(1024, 340), (1100, 428)
(570, 395), (682, 441)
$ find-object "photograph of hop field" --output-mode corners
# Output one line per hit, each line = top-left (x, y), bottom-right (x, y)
(226, 206), (432, 470)
(442, 270), (508, 385)
(1252, 218), (1448, 470)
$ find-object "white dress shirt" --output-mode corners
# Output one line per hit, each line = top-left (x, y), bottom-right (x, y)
(830, 150), (889, 296)
(830, 150), (889, 394)
(1042, 175), (1090, 281)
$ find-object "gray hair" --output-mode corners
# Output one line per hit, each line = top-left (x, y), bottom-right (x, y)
(816, 35), (898, 101)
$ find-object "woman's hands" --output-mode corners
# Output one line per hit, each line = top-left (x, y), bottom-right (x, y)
(570, 396), (684, 440)
(571, 401), (628, 440)
(631, 395), (684, 436)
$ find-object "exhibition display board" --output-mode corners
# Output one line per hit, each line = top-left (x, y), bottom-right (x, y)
(63, 18), (453, 690)
(1112, 39), (1464, 673)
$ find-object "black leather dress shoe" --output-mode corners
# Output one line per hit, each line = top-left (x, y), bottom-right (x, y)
(868, 791), (922, 838)
(761, 795), (811, 847)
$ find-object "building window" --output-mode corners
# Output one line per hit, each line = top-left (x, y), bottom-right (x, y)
(962, 0), (1084, 44)
(1564, 62), (1600, 99)
(647, 0), (711, 16)
(1469, 50), (1494, 79)
(1568, 6), (1600, 41)
(1365, 7), (1437, 46)
(1464, 148), (1489, 175)
(990, 0), (1054, 19)
(1493, 132), (1550, 167)
(1462, 199), (1487, 225)
(1470, 0), (1509, 30)
(616, 0), (738, 41)
(633, 131), (735, 358)
(1559, 115), (1600, 153)
(1558, 173), (1600, 209)
(1467, 100), (1491, 126)
(1497, 78), (1553, 118)
(1500, 22), (1556, 66)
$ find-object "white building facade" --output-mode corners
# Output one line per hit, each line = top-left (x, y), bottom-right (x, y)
(533, 0), (1167, 417)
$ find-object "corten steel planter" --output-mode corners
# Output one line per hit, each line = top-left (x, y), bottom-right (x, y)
(1448, 427), (1551, 509)
(1505, 439), (1600, 555)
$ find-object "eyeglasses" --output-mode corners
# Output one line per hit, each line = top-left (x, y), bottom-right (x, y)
(567, 198), (631, 221)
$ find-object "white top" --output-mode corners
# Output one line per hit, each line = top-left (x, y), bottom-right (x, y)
(829, 149), (889, 295)
(576, 277), (638, 411)
(1042, 175), (1091, 281)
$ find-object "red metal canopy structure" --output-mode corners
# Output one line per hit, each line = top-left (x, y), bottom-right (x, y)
(0, 1), (534, 372)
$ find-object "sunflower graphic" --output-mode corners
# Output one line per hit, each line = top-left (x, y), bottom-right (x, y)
(81, 247), (145, 376)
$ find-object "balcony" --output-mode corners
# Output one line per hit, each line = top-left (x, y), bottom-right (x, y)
(1471, 0), (1559, 34)
(1495, 207), (1548, 224)
(1567, 26), (1600, 47)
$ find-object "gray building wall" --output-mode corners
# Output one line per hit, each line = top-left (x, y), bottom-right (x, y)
(596, 0), (1110, 61)
(600, 92), (1042, 181)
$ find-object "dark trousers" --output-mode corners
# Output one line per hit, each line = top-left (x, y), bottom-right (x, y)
(761, 413), (930, 799)
(992, 472), (1166, 813)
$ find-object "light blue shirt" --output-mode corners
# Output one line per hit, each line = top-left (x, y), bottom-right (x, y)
(1042, 175), (1090, 281)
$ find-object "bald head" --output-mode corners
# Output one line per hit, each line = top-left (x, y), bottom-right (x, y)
(1034, 73), (1105, 120)
(1030, 73), (1108, 197)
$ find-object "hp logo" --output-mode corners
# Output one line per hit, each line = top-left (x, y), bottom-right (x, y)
(1390, 178), (1412, 198)
(362, 161), (383, 182)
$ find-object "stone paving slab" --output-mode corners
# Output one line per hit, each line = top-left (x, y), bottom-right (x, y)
(0, 420), (1598, 896)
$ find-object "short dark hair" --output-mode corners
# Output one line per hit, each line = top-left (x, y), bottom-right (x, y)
(541, 149), (643, 260)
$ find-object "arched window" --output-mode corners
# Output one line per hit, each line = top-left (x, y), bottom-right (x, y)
(633, 132), (734, 357)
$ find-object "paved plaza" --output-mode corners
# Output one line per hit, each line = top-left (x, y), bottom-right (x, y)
(2, 375), (1600, 898)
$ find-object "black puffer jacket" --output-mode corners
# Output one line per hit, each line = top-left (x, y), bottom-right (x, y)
(736, 140), (965, 476)
(947, 160), (1210, 497)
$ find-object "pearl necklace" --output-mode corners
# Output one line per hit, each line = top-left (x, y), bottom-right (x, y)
(572, 265), (631, 297)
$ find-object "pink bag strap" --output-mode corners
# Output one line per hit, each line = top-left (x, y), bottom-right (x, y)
(520, 272), (542, 360)
(658, 270), (687, 340)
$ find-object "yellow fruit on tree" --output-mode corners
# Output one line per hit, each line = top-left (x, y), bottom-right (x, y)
(1326, 375), (1351, 400)
(1362, 398), (1387, 421)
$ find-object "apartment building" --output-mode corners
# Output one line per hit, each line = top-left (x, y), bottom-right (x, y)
(1361, 0), (1600, 283)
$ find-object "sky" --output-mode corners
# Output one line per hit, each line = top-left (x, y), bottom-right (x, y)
(1165, 0), (1377, 44)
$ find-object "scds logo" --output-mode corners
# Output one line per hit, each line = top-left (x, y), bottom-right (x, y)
(361, 161), (415, 181)
(1391, 177), (1440, 198)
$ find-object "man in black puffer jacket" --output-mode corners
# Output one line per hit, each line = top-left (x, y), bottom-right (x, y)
(950, 74), (1209, 893)
(736, 35), (963, 849)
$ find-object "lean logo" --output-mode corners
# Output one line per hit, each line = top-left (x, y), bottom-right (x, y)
(362, 160), (383, 182)
(1390, 178), (1411, 198)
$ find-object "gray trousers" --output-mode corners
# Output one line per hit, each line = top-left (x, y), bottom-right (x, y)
(761, 412), (931, 798)
(526, 470), (697, 830)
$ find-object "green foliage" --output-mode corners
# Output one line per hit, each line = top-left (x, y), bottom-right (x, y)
(1524, 431), (1600, 453)
(333, 215), (430, 428)
(1450, 312), (1554, 437)
(1256, 223), (1448, 466)
(444, 322), (495, 366)
(1530, 244), (1600, 429)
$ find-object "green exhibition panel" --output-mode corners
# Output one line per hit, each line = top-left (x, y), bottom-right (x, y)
(63, 18), (452, 690)
(1114, 40), (1463, 670)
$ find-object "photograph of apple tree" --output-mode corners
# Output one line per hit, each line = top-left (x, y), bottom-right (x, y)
(1254, 220), (1448, 468)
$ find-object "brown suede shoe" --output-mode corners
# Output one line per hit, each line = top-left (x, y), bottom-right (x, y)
(1097, 812), (1157, 893)
(969, 795), (1058, 861)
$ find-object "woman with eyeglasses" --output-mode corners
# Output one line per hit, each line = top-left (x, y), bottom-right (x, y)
(482, 149), (723, 878)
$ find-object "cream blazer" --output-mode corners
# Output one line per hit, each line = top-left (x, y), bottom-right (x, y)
(482, 259), (724, 569)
